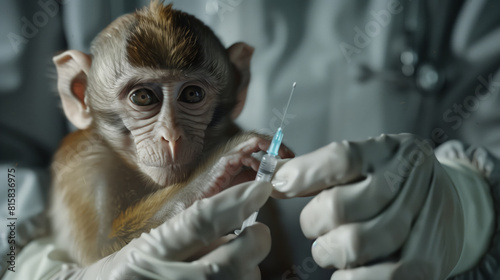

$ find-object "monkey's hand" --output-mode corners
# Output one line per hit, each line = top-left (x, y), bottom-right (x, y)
(50, 181), (272, 280)
(199, 133), (294, 199)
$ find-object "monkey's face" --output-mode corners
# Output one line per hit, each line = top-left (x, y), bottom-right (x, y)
(57, 4), (245, 187)
(107, 68), (221, 186)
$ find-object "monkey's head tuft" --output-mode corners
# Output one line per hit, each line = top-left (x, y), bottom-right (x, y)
(127, 2), (201, 70)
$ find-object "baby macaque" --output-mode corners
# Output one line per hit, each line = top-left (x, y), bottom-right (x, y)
(50, 1), (291, 266)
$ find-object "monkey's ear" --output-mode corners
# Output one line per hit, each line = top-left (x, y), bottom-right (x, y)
(53, 50), (92, 130)
(227, 42), (254, 120)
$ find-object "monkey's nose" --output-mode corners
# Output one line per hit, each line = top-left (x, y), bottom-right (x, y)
(162, 135), (180, 159)
(157, 123), (182, 159)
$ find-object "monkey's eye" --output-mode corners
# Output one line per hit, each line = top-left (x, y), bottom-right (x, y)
(129, 89), (159, 106)
(179, 86), (205, 103)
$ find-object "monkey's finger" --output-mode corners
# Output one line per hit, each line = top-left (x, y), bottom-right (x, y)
(230, 168), (258, 186)
(276, 142), (295, 159)
(140, 181), (272, 262)
(225, 138), (268, 171)
(236, 136), (294, 159)
(234, 136), (271, 154)
(237, 153), (262, 171)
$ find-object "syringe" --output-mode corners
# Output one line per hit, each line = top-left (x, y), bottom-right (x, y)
(235, 82), (296, 235)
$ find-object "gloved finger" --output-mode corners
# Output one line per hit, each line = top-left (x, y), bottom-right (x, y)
(272, 142), (363, 198)
(311, 207), (411, 270)
(198, 223), (271, 279)
(300, 175), (399, 238)
(129, 259), (261, 280)
(139, 181), (272, 262)
(299, 153), (430, 240)
(272, 134), (423, 199)
(270, 159), (293, 198)
(309, 167), (433, 268)
(127, 251), (208, 279)
(330, 262), (431, 280)
(330, 262), (398, 280)
(309, 166), (434, 269)
(129, 250), (258, 279)
(129, 223), (269, 280)
(188, 234), (237, 261)
(250, 266), (262, 280)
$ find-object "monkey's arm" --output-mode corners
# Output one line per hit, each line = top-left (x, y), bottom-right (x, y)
(50, 129), (156, 265)
(50, 130), (112, 265)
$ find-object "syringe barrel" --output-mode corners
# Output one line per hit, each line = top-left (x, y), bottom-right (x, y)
(235, 153), (278, 235)
(255, 154), (278, 182)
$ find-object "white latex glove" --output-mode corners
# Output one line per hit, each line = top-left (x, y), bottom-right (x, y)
(47, 181), (272, 280)
(272, 134), (494, 280)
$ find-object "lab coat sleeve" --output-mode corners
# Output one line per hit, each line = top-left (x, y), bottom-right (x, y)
(435, 141), (500, 279)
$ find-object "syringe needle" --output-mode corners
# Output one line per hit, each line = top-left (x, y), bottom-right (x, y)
(279, 82), (297, 129)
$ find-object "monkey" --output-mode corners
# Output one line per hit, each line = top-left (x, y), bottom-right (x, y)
(49, 1), (293, 266)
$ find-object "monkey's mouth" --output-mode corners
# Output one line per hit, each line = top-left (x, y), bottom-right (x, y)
(138, 151), (186, 168)
(136, 138), (197, 166)
(141, 159), (189, 168)
(138, 162), (194, 186)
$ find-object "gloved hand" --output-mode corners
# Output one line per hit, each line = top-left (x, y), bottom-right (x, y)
(51, 180), (272, 280)
(272, 134), (494, 280)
